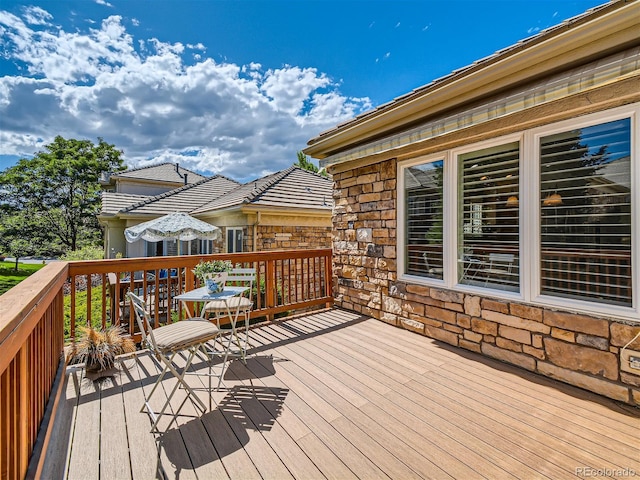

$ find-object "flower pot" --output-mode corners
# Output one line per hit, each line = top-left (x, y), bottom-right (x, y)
(204, 272), (227, 294)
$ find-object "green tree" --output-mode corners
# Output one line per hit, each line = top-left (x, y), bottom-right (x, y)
(0, 136), (125, 256)
(294, 151), (328, 177)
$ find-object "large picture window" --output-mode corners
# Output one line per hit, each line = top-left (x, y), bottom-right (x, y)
(539, 118), (632, 306)
(398, 105), (637, 320)
(404, 160), (444, 279)
(458, 142), (520, 292)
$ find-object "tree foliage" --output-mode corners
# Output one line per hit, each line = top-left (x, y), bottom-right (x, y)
(294, 151), (328, 177)
(0, 136), (125, 257)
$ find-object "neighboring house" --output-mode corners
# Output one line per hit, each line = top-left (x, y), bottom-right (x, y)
(304, 1), (640, 405)
(100, 162), (207, 195)
(192, 166), (333, 252)
(99, 165), (333, 257)
(100, 162), (209, 256)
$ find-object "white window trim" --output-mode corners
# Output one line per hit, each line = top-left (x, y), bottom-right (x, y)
(226, 227), (243, 253)
(527, 104), (638, 320)
(397, 153), (447, 285)
(397, 103), (639, 322)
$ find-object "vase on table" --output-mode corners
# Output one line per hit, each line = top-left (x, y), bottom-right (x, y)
(204, 272), (227, 294)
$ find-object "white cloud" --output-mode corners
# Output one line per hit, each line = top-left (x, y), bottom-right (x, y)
(0, 8), (370, 182)
(22, 6), (52, 25)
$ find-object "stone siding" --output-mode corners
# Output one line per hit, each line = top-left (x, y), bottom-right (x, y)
(332, 158), (640, 406)
(256, 225), (332, 251)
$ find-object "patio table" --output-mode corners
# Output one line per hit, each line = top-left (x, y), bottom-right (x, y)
(174, 285), (251, 369)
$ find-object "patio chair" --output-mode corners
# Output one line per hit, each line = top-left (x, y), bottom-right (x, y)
(201, 268), (256, 368)
(484, 253), (516, 285)
(423, 252), (443, 277)
(127, 292), (220, 432)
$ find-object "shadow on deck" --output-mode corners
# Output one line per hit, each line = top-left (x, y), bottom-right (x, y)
(39, 308), (640, 480)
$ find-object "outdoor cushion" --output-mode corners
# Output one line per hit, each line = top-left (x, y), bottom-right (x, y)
(151, 320), (219, 352)
(203, 297), (252, 312)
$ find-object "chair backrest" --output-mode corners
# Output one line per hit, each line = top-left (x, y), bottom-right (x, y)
(226, 267), (256, 297)
(488, 253), (515, 273)
(422, 252), (430, 269)
(127, 292), (157, 351)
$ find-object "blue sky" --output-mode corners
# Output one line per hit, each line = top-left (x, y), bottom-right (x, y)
(0, 0), (604, 182)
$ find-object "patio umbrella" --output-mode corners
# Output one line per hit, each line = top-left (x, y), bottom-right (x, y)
(125, 212), (221, 255)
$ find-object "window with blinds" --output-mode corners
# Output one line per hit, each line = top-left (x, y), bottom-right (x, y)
(540, 118), (632, 306)
(405, 160), (444, 279)
(458, 142), (520, 292)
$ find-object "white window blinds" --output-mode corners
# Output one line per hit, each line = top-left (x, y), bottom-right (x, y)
(458, 142), (520, 292)
(405, 160), (444, 279)
(539, 118), (632, 306)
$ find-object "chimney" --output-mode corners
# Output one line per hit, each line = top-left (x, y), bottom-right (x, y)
(184, 173), (188, 185)
(175, 163), (179, 172)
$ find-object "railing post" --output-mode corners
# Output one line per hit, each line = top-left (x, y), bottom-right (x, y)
(18, 345), (29, 479)
(266, 259), (276, 322)
(325, 251), (333, 308)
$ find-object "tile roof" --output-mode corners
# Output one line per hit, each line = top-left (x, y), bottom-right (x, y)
(121, 175), (241, 216)
(101, 192), (151, 215)
(110, 162), (207, 184)
(192, 166), (333, 214)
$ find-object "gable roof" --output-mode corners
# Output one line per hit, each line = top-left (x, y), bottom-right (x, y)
(120, 175), (240, 216)
(104, 162), (207, 185)
(192, 166), (333, 214)
(304, 0), (639, 163)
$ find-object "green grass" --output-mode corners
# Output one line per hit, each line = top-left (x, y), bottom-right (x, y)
(0, 260), (47, 295)
(64, 288), (107, 340)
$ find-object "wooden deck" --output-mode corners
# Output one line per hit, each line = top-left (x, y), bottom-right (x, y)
(41, 308), (640, 480)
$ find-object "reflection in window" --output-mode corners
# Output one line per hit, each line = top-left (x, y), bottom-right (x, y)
(458, 142), (520, 291)
(405, 160), (444, 279)
(540, 118), (631, 306)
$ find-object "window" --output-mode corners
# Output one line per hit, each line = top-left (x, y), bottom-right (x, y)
(227, 227), (243, 253)
(398, 105), (637, 320)
(539, 118), (632, 306)
(199, 239), (214, 254)
(404, 160), (444, 279)
(458, 142), (520, 292)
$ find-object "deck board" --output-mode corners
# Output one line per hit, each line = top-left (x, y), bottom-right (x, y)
(40, 308), (640, 480)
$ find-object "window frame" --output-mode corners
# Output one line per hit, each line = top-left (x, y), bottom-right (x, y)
(226, 227), (244, 253)
(398, 153), (448, 285)
(452, 135), (523, 297)
(397, 104), (639, 321)
(527, 106), (638, 318)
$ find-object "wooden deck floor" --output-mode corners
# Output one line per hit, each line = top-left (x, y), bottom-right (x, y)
(41, 308), (640, 480)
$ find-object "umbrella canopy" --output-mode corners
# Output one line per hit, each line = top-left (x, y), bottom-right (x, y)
(125, 212), (221, 244)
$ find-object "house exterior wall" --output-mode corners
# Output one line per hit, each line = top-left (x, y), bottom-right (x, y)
(332, 153), (640, 406)
(116, 179), (183, 196)
(256, 225), (332, 251)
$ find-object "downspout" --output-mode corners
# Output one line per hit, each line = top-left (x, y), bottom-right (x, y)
(253, 212), (261, 252)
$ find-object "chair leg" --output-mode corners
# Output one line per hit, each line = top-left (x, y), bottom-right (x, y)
(142, 347), (208, 432)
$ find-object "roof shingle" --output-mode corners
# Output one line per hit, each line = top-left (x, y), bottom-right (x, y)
(192, 166), (333, 214)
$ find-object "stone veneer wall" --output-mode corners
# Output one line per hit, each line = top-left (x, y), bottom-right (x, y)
(256, 225), (332, 251)
(332, 158), (640, 406)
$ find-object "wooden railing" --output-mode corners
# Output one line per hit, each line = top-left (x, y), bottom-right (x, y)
(0, 248), (332, 479)
(0, 262), (67, 480)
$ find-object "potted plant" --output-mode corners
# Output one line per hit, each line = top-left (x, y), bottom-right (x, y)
(67, 325), (136, 375)
(193, 259), (233, 293)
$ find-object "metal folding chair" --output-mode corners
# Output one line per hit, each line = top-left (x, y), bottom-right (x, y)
(128, 292), (220, 432)
(201, 268), (255, 372)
